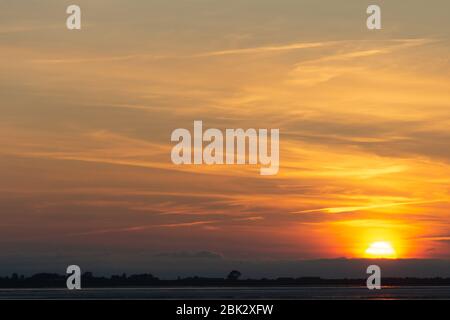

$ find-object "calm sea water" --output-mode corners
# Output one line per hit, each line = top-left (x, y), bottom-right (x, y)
(0, 286), (449, 299)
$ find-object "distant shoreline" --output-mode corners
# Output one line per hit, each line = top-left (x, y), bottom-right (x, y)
(2, 273), (450, 289)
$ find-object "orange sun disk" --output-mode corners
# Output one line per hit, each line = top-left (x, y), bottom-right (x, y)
(364, 241), (397, 258)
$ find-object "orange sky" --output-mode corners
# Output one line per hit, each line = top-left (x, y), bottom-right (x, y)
(0, 1), (449, 266)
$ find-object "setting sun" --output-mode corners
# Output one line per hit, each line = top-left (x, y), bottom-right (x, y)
(365, 241), (397, 259)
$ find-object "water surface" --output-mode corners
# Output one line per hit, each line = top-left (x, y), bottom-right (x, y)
(1, 286), (449, 300)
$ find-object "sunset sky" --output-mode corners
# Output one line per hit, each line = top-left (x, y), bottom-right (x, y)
(0, 0), (449, 276)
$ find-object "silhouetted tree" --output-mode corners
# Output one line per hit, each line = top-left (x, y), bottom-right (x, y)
(227, 270), (242, 281)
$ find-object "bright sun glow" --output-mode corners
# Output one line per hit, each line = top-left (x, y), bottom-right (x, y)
(365, 241), (397, 258)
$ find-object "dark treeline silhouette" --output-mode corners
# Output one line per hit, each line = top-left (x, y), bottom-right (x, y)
(1, 271), (450, 288)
